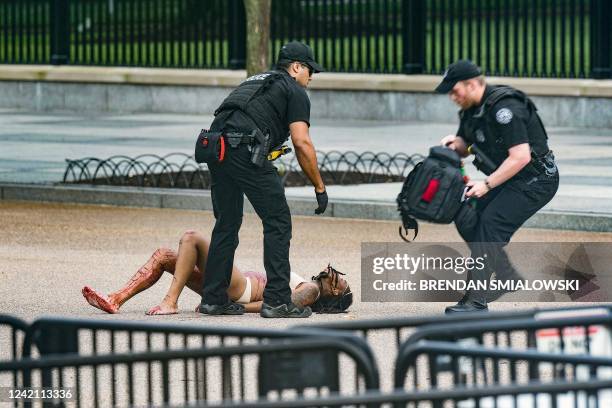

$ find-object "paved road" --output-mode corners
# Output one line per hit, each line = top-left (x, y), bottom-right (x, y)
(2, 109), (612, 214)
(3, 201), (611, 323)
(2, 201), (611, 396)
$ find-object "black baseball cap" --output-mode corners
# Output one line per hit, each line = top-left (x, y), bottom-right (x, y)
(435, 60), (482, 93)
(277, 41), (324, 73)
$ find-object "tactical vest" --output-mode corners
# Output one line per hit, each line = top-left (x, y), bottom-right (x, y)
(213, 71), (289, 148)
(461, 85), (549, 173)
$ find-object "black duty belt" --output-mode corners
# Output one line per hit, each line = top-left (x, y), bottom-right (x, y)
(520, 150), (557, 178)
(224, 131), (256, 148)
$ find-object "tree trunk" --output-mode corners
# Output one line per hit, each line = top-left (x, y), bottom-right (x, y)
(244, 0), (271, 76)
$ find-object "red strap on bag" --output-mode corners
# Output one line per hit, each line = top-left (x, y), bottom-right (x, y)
(421, 179), (440, 203)
(218, 137), (226, 162)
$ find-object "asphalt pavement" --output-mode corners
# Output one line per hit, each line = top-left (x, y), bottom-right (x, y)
(2, 201), (612, 394)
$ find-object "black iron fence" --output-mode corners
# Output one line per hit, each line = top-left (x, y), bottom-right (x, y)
(0, 0), (610, 78)
(0, 0), (240, 68)
(61, 151), (424, 189)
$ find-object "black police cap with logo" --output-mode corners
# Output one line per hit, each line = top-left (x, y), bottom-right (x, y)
(435, 60), (482, 93)
(277, 41), (324, 73)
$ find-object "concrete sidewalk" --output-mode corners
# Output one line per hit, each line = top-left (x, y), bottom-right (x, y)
(1, 108), (611, 220)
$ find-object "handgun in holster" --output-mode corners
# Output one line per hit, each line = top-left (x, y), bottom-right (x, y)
(529, 150), (557, 177)
(250, 129), (271, 167)
(468, 144), (498, 175)
(267, 145), (292, 161)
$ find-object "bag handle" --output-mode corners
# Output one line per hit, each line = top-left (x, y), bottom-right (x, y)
(399, 215), (419, 242)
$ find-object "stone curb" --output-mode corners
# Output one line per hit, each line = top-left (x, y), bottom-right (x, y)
(2, 183), (612, 233)
(1, 65), (611, 97)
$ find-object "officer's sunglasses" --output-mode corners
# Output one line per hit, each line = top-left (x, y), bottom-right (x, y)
(300, 63), (313, 77)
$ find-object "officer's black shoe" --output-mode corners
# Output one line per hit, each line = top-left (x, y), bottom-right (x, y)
(260, 302), (312, 318)
(198, 301), (245, 315)
(445, 299), (488, 314)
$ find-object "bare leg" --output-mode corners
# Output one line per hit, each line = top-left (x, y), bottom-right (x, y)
(147, 231), (208, 315)
(82, 247), (178, 314)
(82, 230), (243, 315)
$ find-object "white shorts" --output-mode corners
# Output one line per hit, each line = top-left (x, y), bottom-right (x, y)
(236, 276), (252, 304)
(236, 271), (306, 304)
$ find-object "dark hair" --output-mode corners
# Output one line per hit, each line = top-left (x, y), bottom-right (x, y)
(311, 265), (353, 313)
(311, 290), (353, 313)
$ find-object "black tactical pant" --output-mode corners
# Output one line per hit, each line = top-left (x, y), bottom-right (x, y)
(201, 144), (292, 306)
(459, 171), (559, 301)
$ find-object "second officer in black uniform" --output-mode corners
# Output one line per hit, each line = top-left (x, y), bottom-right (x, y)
(199, 41), (327, 318)
(437, 60), (559, 313)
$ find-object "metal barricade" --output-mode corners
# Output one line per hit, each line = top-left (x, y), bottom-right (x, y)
(400, 308), (612, 356)
(177, 379), (612, 408)
(305, 305), (612, 351)
(17, 316), (379, 404)
(24, 316), (374, 360)
(0, 314), (28, 361)
(0, 314), (29, 404)
(394, 340), (612, 407)
(394, 310), (612, 401)
(0, 337), (378, 407)
(299, 305), (612, 391)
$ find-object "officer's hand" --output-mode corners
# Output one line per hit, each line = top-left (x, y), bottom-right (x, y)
(465, 180), (489, 198)
(440, 135), (457, 149)
(314, 190), (328, 215)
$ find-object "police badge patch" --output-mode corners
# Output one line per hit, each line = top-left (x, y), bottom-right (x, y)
(495, 108), (513, 124)
(476, 130), (485, 143)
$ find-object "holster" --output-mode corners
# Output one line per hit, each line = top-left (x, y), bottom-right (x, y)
(250, 129), (271, 167)
(469, 144), (498, 175)
(518, 150), (557, 179)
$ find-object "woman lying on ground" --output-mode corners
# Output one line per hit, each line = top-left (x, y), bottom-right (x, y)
(82, 230), (352, 315)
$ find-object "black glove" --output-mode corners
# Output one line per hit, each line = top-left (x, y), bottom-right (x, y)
(314, 190), (328, 215)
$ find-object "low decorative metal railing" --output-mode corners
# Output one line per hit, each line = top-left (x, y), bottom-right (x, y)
(62, 151), (424, 189)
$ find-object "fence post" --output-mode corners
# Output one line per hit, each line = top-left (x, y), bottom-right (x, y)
(50, 0), (70, 65)
(228, 0), (246, 69)
(402, 0), (426, 74)
(590, 0), (611, 79)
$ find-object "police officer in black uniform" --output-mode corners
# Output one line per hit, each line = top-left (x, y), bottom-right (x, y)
(436, 60), (559, 313)
(199, 41), (327, 318)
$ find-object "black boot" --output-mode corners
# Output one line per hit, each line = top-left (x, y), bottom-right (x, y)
(445, 298), (488, 314)
(260, 302), (312, 318)
(198, 301), (245, 315)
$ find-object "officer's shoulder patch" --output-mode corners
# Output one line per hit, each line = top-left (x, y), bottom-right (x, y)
(495, 108), (513, 124)
(245, 73), (270, 82)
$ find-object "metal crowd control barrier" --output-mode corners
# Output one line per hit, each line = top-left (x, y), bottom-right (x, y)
(0, 314), (29, 395)
(394, 340), (612, 407)
(17, 316), (379, 403)
(197, 380), (612, 408)
(400, 309), (612, 354)
(299, 305), (612, 390)
(394, 311), (612, 397)
(306, 305), (612, 351)
(0, 337), (378, 407)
